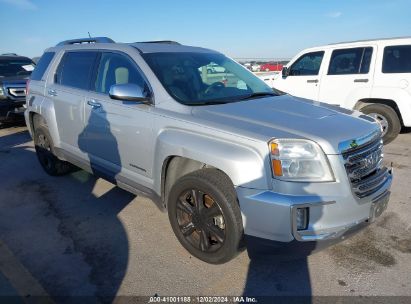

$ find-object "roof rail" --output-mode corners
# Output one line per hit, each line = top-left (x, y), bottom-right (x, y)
(137, 40), (181, 45)
(1, 53), (19, 56)
(56, 37), (115, 46)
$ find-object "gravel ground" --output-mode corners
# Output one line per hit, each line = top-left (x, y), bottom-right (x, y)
(0, 124), (410, 302)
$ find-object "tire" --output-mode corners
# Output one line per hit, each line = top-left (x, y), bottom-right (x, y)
(360, 103), (401, 144)
(34, 125), (72, 176)
(167, 168), (243, 264)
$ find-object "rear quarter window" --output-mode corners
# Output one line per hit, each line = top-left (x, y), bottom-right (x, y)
(382, 45), (411, 73)
(31, 52), (55, 81)
(55, 51), (98, 90)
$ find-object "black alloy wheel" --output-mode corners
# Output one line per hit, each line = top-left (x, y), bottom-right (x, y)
(168, 168), (243, 264)
(176, 189), (226, 252)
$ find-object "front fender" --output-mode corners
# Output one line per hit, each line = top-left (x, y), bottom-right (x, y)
(152, 128), (270, 195)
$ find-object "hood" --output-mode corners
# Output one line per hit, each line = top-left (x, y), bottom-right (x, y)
(191, 95), (380, 154)
(0, 75), (30, 85)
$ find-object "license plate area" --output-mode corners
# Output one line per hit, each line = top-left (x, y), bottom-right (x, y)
(369, 191), (390, 222)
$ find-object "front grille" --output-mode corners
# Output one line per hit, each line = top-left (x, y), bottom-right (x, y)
(342, 136), (388, 198)
(2, 82), (27, 100)
(8, 87), (26, 98)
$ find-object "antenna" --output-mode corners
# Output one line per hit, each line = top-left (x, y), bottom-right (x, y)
(88, 32), (92, 38)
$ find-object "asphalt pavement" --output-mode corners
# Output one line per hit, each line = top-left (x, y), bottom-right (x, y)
(0, 123), (410, 302)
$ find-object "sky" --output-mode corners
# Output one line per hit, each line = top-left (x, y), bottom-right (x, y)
(0, 0), (410, 59)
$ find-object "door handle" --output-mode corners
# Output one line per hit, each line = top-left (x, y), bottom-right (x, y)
(47, 89), (57, 96)
(307, 79), (319, 83)
(87, 99), (102, 109)
(354, 79), (369, 83)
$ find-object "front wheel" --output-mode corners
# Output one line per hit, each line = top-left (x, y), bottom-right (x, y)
(360, 103), (401, 144)
(167, 169), (243, 264)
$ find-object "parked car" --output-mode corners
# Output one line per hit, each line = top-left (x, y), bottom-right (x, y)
(272, 37), (411, 144)
(205, 63), (226, 74)
(250, 63), (261, 72)
(0, 54), (35, 123)
(242, 62), (252, 69)
(260, 62), (283, 72)
(26, 37), (392, 264)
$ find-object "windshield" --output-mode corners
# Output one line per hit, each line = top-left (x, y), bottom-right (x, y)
(0, 59), (35, 77)
(142, 52), (275, 105)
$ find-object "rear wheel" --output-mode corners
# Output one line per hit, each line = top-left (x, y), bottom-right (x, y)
(34, 125), (72, 176)
(167, 169), (243, 264)
(360, 103), (401, 144)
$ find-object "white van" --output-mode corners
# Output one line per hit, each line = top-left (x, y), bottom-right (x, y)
(272, 37), (411, 144)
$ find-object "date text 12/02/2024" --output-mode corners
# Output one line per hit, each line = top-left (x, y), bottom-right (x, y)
(148, 296), (257, 303)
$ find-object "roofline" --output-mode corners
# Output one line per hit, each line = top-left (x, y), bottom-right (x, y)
(135, 40), (181, 45)
(1, 53), (19, 56)
(129, 43), (219, 55)
(45, 39), (220, 55)
(0, 55), (32, 60)
(328, 36), (411, 46)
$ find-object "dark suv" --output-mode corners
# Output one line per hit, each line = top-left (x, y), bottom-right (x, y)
(0, 54), (35, 123)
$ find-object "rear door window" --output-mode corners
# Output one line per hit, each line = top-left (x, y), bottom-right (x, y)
(382, 45), (411, 73)
(55, 51), (98, 90)
(289, 51), (324, 76)
(31, 52), (54, 81)
(328, 47), (373, 75)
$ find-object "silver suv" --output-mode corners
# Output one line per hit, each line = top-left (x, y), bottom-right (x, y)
(25, 37), (393, 264)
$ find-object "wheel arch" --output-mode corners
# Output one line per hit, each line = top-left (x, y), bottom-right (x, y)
(30, 111), (47, 129)
(160, 156), (236, 208)
(354, 98), (404, 126)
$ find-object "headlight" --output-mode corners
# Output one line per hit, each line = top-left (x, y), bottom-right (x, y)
(0, 87), (6, 99)
(269, 139), (334, 182)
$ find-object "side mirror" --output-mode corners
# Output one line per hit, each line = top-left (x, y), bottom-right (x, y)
(109, 84), (150, 103)
(281, 67), (289, 78)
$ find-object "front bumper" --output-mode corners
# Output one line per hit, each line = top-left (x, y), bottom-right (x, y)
(245, 220), (370, 258)
(0, 99), (25, 120)
(237, 168), (393, 252)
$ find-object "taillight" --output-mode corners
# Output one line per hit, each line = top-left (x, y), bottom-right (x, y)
(26, 79), (30, 96)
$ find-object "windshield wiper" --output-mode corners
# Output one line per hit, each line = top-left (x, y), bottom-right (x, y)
(238, 92), (277, 100)
(185, 92), (277, 106)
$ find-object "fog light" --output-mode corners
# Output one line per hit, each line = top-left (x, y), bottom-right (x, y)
(296, 207), (309, 230)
